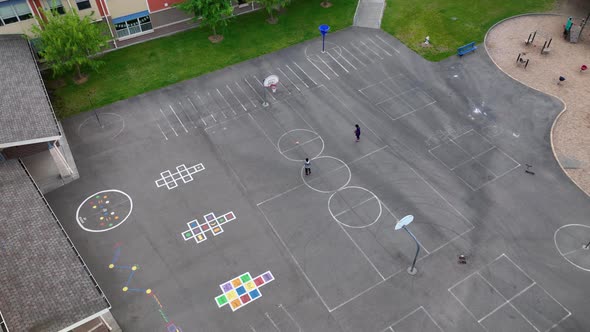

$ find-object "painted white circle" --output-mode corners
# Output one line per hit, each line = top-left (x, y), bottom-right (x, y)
(328, 186), (382, 229)
(277, 129), (324, 162)
(301, 156), (351, 193)
(76, 190), (133, 232)
(77, 113), (125, 141)
(554, 224), (590, 272)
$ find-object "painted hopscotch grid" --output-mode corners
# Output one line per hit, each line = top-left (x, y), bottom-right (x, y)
(181, 211), (236, 244)
(382, 306), (443, 332)
(428, 129), (520, 191)
(215, 271), (274, 311)
(448, 254), (571, 332)
(155, 163), (205, 190)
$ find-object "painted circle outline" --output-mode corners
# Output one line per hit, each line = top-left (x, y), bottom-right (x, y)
(328, 186), (383, 229)
(277, 129), (325, 162)
(77, 112), (125, 139)
(76, 189), (133, 233)
(301, 156), (351, 194)
(553, 223), (590, 272)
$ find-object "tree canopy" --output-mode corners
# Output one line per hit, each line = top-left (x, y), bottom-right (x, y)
(175, 0), (234, 40)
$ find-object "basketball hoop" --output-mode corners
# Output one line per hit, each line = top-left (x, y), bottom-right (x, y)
(262, 74), (279, 106)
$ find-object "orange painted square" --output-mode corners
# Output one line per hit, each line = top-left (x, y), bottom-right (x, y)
(230, 299), (241, 310)
(231, 278), (242, 288)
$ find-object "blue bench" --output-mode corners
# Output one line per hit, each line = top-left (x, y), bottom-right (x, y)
(457, 42), (477, 56)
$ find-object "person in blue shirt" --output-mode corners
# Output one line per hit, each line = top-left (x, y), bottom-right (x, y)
(354, 124), (361, 142)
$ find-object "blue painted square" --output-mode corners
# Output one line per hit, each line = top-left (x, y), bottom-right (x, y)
(236, 286), (246, 296)
(189, 221), (198, 228)
(249, 289), (261, 299)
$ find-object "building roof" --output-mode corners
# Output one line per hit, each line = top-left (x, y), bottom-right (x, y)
(0, 160), (109, 332)
(0, 34), (61, 149)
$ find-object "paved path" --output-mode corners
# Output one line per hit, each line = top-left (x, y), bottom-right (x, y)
(354, 0), (385, 29)
(47, 28), (590, 332)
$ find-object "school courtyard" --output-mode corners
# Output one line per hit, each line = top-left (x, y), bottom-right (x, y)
(45, 27), (590, 331)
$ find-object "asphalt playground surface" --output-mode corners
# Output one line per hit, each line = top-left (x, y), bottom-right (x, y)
(46, 27), (590, 332)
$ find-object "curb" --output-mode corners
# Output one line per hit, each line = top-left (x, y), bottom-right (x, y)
(483, 13), (590, 197)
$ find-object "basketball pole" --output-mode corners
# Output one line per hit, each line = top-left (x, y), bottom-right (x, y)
(262, 86), (269, 107)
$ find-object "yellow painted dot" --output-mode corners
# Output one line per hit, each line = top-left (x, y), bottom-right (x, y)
(92, 205), (97, 209)
(122, 287), (128, 292)
(132, 265), (138, 271)
(108, 264), (114, 269)
(103, 195), (107, 199)
(114, 216), (119, 220)
(146, 289), (152, 294)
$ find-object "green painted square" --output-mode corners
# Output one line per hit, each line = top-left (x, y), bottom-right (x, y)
(183, 231), (192, 239)
(215, 294), (228, 306)
(240, 273), (251, 283)
(218, 217), (226, 224)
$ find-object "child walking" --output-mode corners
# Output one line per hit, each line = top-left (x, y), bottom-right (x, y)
(354, 124), (361, 142)
(305, 158), (311, 175)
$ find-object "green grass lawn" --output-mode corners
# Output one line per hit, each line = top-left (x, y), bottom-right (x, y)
(51, 0), (356, 118)
(381, 0), (555, 61)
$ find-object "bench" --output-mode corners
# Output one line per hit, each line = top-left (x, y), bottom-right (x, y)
(457, 42), (477, 56)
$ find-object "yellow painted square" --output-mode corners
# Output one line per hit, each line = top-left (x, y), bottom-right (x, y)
(231, 278), (242, 288)
(226, 290), (238, 301)
(230, 299), (241, 310)
(197, 234), (204, 241)
(245, 281), (256, 291)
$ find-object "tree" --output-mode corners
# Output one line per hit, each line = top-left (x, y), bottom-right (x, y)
(175, 0), (234, 43)
(257, 0), (290, 24)
(30, 7), (109, 83)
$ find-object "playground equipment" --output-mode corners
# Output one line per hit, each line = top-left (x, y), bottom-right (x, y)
(581, 65), (588, 72)
(541, 38), (552, 54)
(525, 31), (536, 45)
(516, 53), (529, 69)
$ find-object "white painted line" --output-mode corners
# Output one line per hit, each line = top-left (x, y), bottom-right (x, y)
(197, 95), (216, 122)
(265, 312), (281, 332)
(342, 46), (365, 67)
(258, 206), (332, 312)
(160, 108), (178, 136)
(359, 40), (384, 59)
(562, 247), (583, 256)
(478, 281), (536, 323)
(226, 85), (247, 111)
(245, 77), (266, 102)
(307, 57), (330, 80)
(277, 79), (292, 95)
(389, 307), (423, 329)
(375, 34), (401, 54)
(281, 136), (322, 153)
(337, 215), (385, 280)
(249, 113), (278, 151)
(285, 64), (309, 88)
(156, 123), (168, 140)
(326, 50), (349, 73)
(367, 37), (392, 56)
(333, 196), (377, 217)
(249, 325), (256, 332)
(283, 95), (319, 133)
(278, 67), (301, 91)
(169, 105), (188, 133)
(217, 88), (236, 115)
(350, 42), (374, 62)
(449, 290), (482, 326)
(178, 101), (197, 128)
(200, 117), (207, 126)
(389, 327), (394, 332)
(293, 61), (317, 85)
(422, 307), (445, 332)
(332, 49), (357, 70)
(235, 81), (258, 107)
(254, 75), (277, 100)
(278, 304), (302, 332)
(317, 55), (339, 77)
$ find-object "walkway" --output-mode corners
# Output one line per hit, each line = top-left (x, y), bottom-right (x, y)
(354, 0), (385, 29)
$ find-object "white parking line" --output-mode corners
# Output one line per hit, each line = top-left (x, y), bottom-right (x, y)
(277, 78), (292, 94)
(156, 122), (168, 140)
(244, 77), (265, 103)
(326, 50), (350, 73)
(350, 42), (374, 62)
(253, 75), (277, 101)
(306, 57), (330, 80)
(177, 101), (197, 128)
(285, 64), (309, 88)
(159, 108), (178, 136)
(375, 34), (401, 54)
(197, 94), (216, 122)
(235, 81), (258, 107)
(277, 67), (301, 91)
(293, 61), (317, 85)
(187, 96), (207, 126)
(342, 46), (365, 67)
(333, 48), (358, 70)
(317, 55), (339, 77)
(359, 40), (384, 59)
(367, 37), (392, 56)
(226, 85), (247, 111)
(169, 105), (188, 133)
(217, 88), (236, 115)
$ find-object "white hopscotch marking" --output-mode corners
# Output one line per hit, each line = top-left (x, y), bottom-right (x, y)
(306, 57), (330, 80)
(277, 67), (301, 92)
(326, 50), (350, 73)
(226, 85), (247, 111)
(160, 108), (178, 136)
(155, 163), (205, 190)
(169, 105), (188, 133)
(286, 64), (309, 88)
(217, 88), (236, 115)
(293, 61), (317, 85)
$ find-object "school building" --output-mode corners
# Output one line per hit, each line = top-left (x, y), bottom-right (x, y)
(0, 0), (257, 47)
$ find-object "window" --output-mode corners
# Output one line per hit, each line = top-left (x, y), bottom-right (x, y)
(47, 0), (65, 14)
(113, 13), (152, 38)
(0, 0), (32, 25)
(75, 0), (91, 10)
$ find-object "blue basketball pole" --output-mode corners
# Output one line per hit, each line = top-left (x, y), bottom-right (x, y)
(319, 24), (330, 53)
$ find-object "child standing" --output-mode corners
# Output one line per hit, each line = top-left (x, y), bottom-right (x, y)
(354, 124), (361, 142)
(304, 158), (311, 175)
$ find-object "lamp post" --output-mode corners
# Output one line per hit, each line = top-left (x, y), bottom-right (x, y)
(88, 88), (102, 128)
(395, 215), (420, 275)
(319, 24), (330, 53)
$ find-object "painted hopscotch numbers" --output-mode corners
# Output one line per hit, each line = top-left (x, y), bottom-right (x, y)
(181, 211), (236, 244)
(215, 271), (274, 311)
(155, 163), (205, 190)
(109, 244), (182, 332)
(76, 190), (133, 232)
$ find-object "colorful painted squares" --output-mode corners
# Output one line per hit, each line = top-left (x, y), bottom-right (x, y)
(181, 211), (236, 245)
(215, 271), (274, 311)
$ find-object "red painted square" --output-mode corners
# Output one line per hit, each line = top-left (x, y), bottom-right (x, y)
(254, 276), (264, 286)
(240, 293), (251, 304)
(202, 224), (209, 230)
